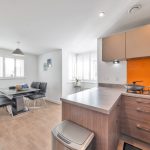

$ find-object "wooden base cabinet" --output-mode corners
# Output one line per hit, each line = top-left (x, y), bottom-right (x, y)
(62, 102), (120, 150)
(120, 96), (150, 144)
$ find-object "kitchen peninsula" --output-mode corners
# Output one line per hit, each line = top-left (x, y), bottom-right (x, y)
(61, 86), (150, 150)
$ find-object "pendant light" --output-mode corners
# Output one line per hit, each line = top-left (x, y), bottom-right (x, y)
(12, 41), (24, 56)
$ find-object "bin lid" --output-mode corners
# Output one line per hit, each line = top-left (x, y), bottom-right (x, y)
(56, 120), (92, 145)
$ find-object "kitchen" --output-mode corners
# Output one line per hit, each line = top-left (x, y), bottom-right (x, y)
(52, 24), (150, 150)
(0, 1), (150, 150)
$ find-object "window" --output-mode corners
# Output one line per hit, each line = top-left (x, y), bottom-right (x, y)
(5, 58), (15, 77)
(90, 53), (97, 81)
(76, 52), (97, 81)
(68, 53), (76, 81)
(0, 56), (24, 79)
(0, 57), (3, 77)
(16, 59), (24, 77)
(76, 55), (83, 80)
(83, 54), (90, 80)
(69, 52), (97, 82)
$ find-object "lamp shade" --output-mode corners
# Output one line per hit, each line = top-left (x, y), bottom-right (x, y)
(12, 48), (24, 56)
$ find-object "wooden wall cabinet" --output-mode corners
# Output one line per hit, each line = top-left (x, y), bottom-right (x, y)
(102, 33), (126, 61)
(102, 24), (150, 61)
(126, 25), (150, 59)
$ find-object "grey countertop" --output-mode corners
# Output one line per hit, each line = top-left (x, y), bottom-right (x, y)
(61, 86), (150, 114)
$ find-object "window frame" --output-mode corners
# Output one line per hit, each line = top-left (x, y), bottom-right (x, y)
(69, 51), (97, 83)
(81, 52), (97, 82)
(0, 57), (3, 78)
(0, 55), (25, 80)
(15, 59), (25, 78)
(68, 53), (77, 81)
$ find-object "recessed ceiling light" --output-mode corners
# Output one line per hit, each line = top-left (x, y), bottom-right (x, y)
(113, 60), (120, 64)
(99, 12), (105, 17)
(129, 4), (142, 14)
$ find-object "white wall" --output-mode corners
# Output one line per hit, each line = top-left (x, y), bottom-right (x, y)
(0, 49), (38, 88)
(97, 38), (127, 84)
(38, 50), (62, 102)
(62, 50), (75, 97)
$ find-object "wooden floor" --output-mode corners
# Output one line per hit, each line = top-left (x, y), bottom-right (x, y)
(0, 102), (149, 150)
(0, 102), (61, 150)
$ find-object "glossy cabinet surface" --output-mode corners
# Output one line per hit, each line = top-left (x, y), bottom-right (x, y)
(102, 24), (150, 61)
(126, 25), (150, 59)
(102, 33), (126, 61)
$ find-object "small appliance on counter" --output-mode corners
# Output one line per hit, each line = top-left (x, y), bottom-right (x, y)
(52, 120), (95, 150)
(124, 81), (150, 95)
(124, 81), (144, 94)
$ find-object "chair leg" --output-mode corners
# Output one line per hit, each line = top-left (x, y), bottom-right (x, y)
(6, 105), (13, 117)
(33, 100), (36, 108)
(43, 97), (46, 106)
(27, 99), (30, 107)
(24, 97), (28, 107)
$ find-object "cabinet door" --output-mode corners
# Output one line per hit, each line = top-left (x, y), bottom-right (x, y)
(102, 33), (126, 61)
(121, 96), (150, 144)
(126, 25), (150, 59)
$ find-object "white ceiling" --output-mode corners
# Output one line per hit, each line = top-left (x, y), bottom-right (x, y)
(0, 0), (150, 54)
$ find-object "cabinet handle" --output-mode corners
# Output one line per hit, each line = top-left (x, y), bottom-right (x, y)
(136, 124), (150, 133)
(136, 107), (150, 113)
(136, 100), (150, 104)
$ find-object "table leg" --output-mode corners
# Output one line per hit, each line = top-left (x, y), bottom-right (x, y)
(12, 96), (29, 115)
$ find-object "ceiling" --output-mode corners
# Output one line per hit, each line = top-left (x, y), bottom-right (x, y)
(0, 0), (150, 55)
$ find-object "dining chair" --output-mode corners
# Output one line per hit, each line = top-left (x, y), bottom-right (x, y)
(26, 82), (47, 108)
(31, 82), (41, 89)
(0, 95), (13, 116)
(24, 81), (41, 105)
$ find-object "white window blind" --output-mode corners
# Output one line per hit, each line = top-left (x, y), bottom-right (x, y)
(69, 52), (97, 82)
(76, 55), (83, 80)
(0, 56), (24, 79)
(68, 53), (76, 80)
(0, 57), (3, 77)
(76, 52), (97, 81)
(5, 58), (15, 77)
(16, 59), (24, 77)
(90, 53), (97, 81)
(83, 54), (90, 80)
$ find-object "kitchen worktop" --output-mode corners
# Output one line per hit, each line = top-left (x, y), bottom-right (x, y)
(61, 86), (150, 114)
(61, 87), (124, 114)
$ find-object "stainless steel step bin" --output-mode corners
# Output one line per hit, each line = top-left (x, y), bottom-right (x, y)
(52, 120), (95, 150)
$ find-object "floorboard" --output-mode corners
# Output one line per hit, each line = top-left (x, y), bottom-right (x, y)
(0, 102), (149, 150)
(0, 102), (61, 150)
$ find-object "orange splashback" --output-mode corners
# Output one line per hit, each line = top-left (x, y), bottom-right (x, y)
(127, 58), (150, 86)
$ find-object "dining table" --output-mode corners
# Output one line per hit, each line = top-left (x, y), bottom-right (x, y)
(0, 88), (40, 116)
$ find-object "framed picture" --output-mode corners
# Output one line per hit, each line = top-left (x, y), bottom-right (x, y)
(43, 63), (48, 71)
(47, 58), (52, 68)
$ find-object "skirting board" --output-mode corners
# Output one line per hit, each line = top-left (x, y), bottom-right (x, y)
(45, 98), (61, 104)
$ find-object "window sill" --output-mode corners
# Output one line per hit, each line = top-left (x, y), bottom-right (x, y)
(0, 77), (26, 80)
(68, 80), (97, 84)
(81, 81), (97, 84)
